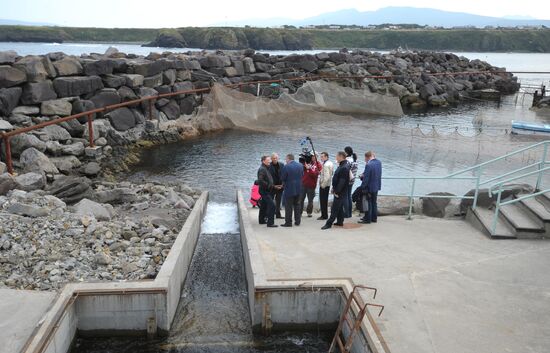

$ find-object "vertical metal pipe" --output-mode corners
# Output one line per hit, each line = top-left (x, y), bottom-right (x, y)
(5, 136), (13, 175)
(256, 83), (261, 96)
(472, 166), (483, 210)
(148, 99), (153, 120)
(492, 185), (503, 235)
(87, 113), (95, 148)
(536, 143), (548, 191)
(408, 179), (416, 220)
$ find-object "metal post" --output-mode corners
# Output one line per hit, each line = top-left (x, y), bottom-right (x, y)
(256, 83), (261, 96)
(148, 99), (153, 120)
(408, 178), (416, 220)
(491, 184), (503, 235)
(87, 113), (95, 148)
(536, 143), (548, 191)
(4, 135), (13, 175)
(472, 166), (483, 210)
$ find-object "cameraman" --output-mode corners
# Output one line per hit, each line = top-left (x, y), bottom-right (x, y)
(300, 153), (322, 218)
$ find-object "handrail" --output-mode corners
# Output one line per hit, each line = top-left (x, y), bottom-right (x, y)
(0, 69), (513, 175)
(488, 166), (550, 196)
(479, 161), (542, 187)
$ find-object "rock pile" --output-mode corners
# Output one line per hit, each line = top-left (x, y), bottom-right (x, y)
(0, 180), (201, 290)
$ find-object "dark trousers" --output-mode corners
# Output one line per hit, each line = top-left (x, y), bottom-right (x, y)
(272, 189), (283, 218)
(300, 187), (316, 215)
(259, 192), (275, 226)
(344, 186), (353, 218)
(325, 194), (345, 227)
(364, 192), (378, 222)
(284, 195), (302, 226)
(319, 186), (330, 219)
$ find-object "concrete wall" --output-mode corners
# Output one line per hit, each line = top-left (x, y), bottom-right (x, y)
(22, 192), (208, 353)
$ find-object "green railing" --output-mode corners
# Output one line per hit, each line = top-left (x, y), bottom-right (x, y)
(381, 140), (550, 220)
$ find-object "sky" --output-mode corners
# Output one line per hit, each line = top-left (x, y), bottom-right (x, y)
(1, 0), (549, 28)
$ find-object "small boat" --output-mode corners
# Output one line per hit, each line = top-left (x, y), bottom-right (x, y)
(511, 121), (550, 136)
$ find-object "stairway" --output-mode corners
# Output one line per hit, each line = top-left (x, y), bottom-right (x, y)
(467, 192), (550, 239)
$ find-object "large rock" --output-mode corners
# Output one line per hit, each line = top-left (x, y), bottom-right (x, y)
(0, 120), (14, 131)
(143, 73), (163, 88)
(82, 162), (100, 176)
(83, 60), (115, 76)
(73, 198), (114, 221)
(107, 107), (138, 131)
(13, 56), (51, 82)
(102, 74), (126, 88)
(9, 133), (47, 156)
(47, 176), (93, 204)
(0, 65), (26, 88)
(21, 81), (57, 105)
(94, 187), (137, 204)
(7, 202), (49, 218)
(199, 55), (231, 69)
(118, 86), (138, 102)
(0, 87), (22, 116)
(132, 61), (167, 77)
(242, 57), (256, 74)
(15, 172), (46, 191)
(12, 106), (39, 115)
(163, 69), (176, 85)
(50, 155), (82, 173)
(120, 74), (144, 88)
(61, 142), (85, 156)
(41, 98), (73, 116)
(53, 57), (83, 76)
(20, 147), (59, 174)
(377, 196), (412, 216)
(90, 89), (121, 109)
(159, 100), (180, 120)
(422, 192), (454, 218)
(0, 173), (17, 195)
(0, 51), (17, 65)
(40, 124), (72, 141)
(71, 99), (96, 120)
(53, 76), (104, 97)
(59, 119), (85, 137)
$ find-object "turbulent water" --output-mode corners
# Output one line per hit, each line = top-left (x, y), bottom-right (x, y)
(72, 203), (333, 353)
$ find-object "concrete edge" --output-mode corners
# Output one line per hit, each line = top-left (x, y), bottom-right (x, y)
(236, 190), (390, 353)
(21, 191), (209, 353)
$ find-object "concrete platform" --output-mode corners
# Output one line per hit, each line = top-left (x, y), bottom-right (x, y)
(0, 289), (56, 353)
(246, 207), (550, 353)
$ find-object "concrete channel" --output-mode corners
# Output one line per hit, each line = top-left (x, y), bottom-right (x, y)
(19, 190), (379, 353)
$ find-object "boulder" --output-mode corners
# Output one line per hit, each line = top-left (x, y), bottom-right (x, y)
(118, 86), (138, 102)
(0, 173), (17, 195)
(7, 202), (49, 218)
(0, 120), (14, 131)
(73, 198), (114, 221)
(40, 124), (72, 141)
(163, 69), (176, 85)
(20, 147), (59, 174)
(94, 187), (137, 204)
(0, 65), (26, 88)
(199, 55), (231, 69)
(419, 83), (437, 100)
(242, 57), (256, 74)
(102, 74), (126, 88)
(13, 56), (50, 82)
(82, 162), (100, 176)
(159, 100), (180, 120)
(59, 119), (85, 138)
(53, 57), (83, 76)
(377, 196), (412, 216)
(0, 161), (5, 174)
(61, 142), (85, 156)
(12, 106), (39, 115)
(21, 81), (57, 105)
(41, 99), (73, 116)
(107, 107), (137, 131)
(53, 76), (104, 97)
(90, 89), (121, 109)
(120, 74), (144, 88)
(254, 62), (272, 73)
(179, 95), (197, 115)
(143, 73), (163, 88)
(173, 81), (193, 94)
(10, 133), (47, 156)
(422, 192), (454, 218)
(0, 87), (22, 116)
(0, 51), (17, 65)
(47, 176), (93, 204)
(50, 155), (82, 173)
(176, 70), (191, 81)
(15, 172), (46, 191)
(83, 60), (115, 76)
(132, 61), (167, 77)
(71, 99), (96, 120)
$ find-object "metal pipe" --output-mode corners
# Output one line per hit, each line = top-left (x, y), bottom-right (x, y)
(479, 162), (541, 187)
(492, 185), (503, 235)
(489, 166), (550, 194)
(536, 143), (548, 191)
(408, 179), (416, 220)
(472, 166), (482, 210)
(87, 113), (95, 148)
(4, 136), (13, 175)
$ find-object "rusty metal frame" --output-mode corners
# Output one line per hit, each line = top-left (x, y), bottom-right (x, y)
(0, 70), (510, 175)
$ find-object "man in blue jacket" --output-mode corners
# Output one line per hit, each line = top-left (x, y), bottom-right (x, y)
(359, 151), (382, 224)
(322, 151), (351, 230)
(281, 154), (304, 227)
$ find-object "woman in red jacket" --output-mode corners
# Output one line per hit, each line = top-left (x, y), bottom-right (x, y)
(300, 155), (322, 218)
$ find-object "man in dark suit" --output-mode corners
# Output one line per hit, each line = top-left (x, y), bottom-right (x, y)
(269, 153), (285, 219)
(280, 154), (304, 227)
(258, 155), (280, 228)
(359, 151), (382, 224)
(322, 151), (351, 230)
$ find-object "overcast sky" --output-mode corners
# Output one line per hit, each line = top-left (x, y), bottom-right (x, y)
(1, 0), (549, 27)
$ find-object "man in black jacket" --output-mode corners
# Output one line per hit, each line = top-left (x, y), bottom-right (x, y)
(322, 151), (350, 230)
(258, 155), (279, 228)
(269, 153), (285, 219)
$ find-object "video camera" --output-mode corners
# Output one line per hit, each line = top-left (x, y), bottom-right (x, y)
(298, 136), (315, 164)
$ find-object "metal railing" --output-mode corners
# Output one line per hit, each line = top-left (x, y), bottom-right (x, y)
(380, 140), (550, 220)
(0, 69), (512, 175)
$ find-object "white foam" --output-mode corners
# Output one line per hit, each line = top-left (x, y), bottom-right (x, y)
(200, 202), (240, 234)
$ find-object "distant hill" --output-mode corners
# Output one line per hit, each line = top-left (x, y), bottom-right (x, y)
(0, 19), (57, 26)
(215, 7), (550, 28)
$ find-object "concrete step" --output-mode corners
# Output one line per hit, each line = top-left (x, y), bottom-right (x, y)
(539, 192), (550, 210)
(471, 207), (516, 239)
(518, 195), (550, 223)
(499, 203), (545, 234)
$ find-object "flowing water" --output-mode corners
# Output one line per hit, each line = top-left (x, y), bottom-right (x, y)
(72, 203), (333, 353)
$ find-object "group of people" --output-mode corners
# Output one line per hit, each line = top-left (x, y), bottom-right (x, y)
(250, 146), (382, 230)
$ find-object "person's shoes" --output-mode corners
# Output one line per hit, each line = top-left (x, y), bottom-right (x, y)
(317, 216), (327, 220)
(267, 224), (278, 228)
(307, 214), (312, 218)
(372, 220), (377, 223)
(280, 223), (292, 227)
(358, 220), (371, 224)
(334, 223), (344, 227)
(276, 215), (284, 219)
(294, 222), (300, 226)
(321, 225), (331, 230)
